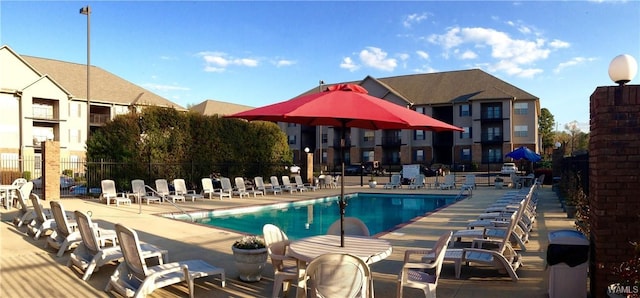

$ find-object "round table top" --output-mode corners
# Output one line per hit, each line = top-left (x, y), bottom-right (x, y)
(288, 234), (392, 264)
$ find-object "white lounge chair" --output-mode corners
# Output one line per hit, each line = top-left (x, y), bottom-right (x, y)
(13, 181), (34, 227)
(439, 174), (456, 190)
(46, 201), (86, 257)
(461, 175), (476, 190)
(293, 175), (310, 192)
(220, 177), (235, 198)
(280, 176), (297, 194)
(255, 177), (280, 195)
(130, 179), (162, 204)
(397, 231), (452, 298)
(408, 174), (425, 189)
(326, 217), (370, 237)
(233, 177), (251, 198)
(101, 180), (132, 207)
(201, 178), (232, 200)
(173, 179), (203, 202)
(68, 210), (168, 281)
(27, 193), (62, 240)
(304, 253), (372, 298)
(263, 224), (298, 298)
(384, 174), (402, 189)
(105, 223), (226, 298)
(270, 176), (284, 194)
(155, 179), (185, 203)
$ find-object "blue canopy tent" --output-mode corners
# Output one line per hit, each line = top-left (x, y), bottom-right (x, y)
(506, 146), (541, 174)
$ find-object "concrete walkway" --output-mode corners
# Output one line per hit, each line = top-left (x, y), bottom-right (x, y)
(1, 181), (576, 297)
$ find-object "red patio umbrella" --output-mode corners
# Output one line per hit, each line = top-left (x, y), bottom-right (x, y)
(227, 83), (463, 246)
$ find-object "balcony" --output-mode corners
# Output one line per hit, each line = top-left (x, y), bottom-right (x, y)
(481, 134), (503, 143)
(479, 113), (503, 123)
(90, 113), (110, 126)
(381, 136), (401, 148)
(332, 139), (352, 148)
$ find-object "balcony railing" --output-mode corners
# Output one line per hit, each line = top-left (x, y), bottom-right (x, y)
(481, 134), (503, 143)
(90, 113), (110, 125)
(381, 136), (401, 147)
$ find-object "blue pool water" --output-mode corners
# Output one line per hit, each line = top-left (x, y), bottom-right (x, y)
(180, 193), (462, 240)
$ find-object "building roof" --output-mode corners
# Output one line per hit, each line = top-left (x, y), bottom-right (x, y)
(21, 55), (185, 110)
(298, 69), (538, 105)
(190, 99), (254, 116)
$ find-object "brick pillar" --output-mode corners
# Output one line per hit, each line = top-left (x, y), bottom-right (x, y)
(42, 141), (60, 200)
(589, 85), (640, 295)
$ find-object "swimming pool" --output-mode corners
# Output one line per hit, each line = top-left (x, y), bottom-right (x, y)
(174, 193), (463, 240)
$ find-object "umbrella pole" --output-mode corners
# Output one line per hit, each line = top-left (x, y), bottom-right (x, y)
(339, 122), (346, 247)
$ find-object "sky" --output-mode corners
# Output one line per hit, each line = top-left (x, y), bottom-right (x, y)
(2, 1), (639, 133)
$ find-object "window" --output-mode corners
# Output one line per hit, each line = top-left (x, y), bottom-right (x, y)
(362, 150), (374, 162)
(33, 103), (54, 119)
(287, 123), (296, 127)
(69, 129), (81, 143)
(288, 135), (296, 144)
(486, 106), (501, 119)
(69, 102), (80, 117)
(414, 130), (425, 140)
(32, 127), (54, 145)
(460, 104), (471, 116)
(514, 125), (528, 137)
(321, 133), (327, 144)
(415, 107), (425, 114)
(487, 127), (501, 141)
(514, 103), (528, 115)
(363, 130), (374, 142)
(488, 148), (502, 163)
(414, 149), (425, 162)
(461, 148), (471, 161)
(460, 127), (472, 139)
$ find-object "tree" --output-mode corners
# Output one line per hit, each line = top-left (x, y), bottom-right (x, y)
(539, 108), (555, 156)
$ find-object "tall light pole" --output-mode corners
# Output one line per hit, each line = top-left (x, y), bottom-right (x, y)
(79, 5), (91, 144)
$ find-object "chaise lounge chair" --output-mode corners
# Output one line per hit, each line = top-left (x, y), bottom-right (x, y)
(101, 180), (132, 207)
(408, 174), (425, 190)
(173, 179), (203, 202)
(105, 223), (225, 298)
(13, 181), (35, 227)
(280, 176), (298, 194)
(130, 179), (162, 204)
(27, 193), (64, 240)
(255, 177), (280, 195)
(269, 176), (284, 194)
(439, 174), (456, 190)
(233, 177), (251, 198)
(384, 174), (402, 189)
(155, 179), (185, 203)
(201, 178), (232, 200)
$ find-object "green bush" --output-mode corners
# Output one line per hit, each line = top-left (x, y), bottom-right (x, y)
(62, 169), (74, 177)
(22, 171), (31, 181)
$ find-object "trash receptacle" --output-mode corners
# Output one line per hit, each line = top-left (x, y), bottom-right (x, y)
(547, 229), (589, 298)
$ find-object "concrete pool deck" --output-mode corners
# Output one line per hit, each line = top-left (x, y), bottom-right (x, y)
(1, 178), (578, 297)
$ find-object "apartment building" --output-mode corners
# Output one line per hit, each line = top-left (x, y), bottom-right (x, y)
(0, 45), (184, 178)
(284, 70), (540, 171)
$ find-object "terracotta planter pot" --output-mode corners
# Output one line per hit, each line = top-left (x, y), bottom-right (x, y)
(231, 246), (268, 282)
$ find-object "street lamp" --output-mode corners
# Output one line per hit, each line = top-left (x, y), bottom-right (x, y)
(608, 54), (638, 86)
(79, 6), (91, 143)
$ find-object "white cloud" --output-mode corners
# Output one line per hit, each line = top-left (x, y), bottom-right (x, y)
(549, 39), (570, 49)
(359, 47), (397, 72)
(142, 83), (190, 92)
(340, 57), (359, 72)
(274, 59), (296, 67)
(403, 13), (428, 28)
(554, 57), (596, 73)
(428, 26), (568, 78)
(460, 50), (478, 60)
(416, 50), (429, 60)
(398, 53), (410, 61)
(197, 51), (259, 72)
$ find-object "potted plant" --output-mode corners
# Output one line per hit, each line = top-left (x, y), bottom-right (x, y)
(368, 172), (377, 188)
(494, 176), (504, 189)
(231, 235), (268, 282)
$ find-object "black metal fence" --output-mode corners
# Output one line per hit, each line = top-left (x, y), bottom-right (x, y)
(560, 153), (589, 194)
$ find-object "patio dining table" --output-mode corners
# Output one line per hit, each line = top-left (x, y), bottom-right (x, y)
(288, 234), (392, 297)
(0, 184), (19, 209)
